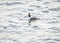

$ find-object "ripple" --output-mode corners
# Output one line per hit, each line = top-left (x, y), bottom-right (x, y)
(0, 37), (18, 43)
(47, 20), (59, 24)
(8, 21), (19, 24)
(54, 39), (60, 41)
(8, 24), (18, 28)
(43, 2), (50, 5)
(43, 38), (52, 41)
(0, 1), (25, 6)
(53, 0), (60, 2)
(30, 5), (41, 8)
(32, 26), (38, 28)
(46, 42), (56, 43)
(37, 0), (42, 1)
(27, 9), (34, 11)
(49, 7), (60, 11)
(42, 10), (49, 13)
(0, 30), (4, 33)
(48, 27), (60, 33)
(49, 27), (60, 30)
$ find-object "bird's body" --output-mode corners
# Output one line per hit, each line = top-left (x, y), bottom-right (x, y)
(30, 17), (38, 21)
(29, 17), (39, 23)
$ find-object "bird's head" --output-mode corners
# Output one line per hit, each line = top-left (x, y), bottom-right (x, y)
(28, 12), (31, 17)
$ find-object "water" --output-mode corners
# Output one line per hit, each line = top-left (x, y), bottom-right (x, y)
(0, 0), (60, 43)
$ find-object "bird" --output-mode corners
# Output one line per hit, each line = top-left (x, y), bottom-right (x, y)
(28, 13), (39, 23)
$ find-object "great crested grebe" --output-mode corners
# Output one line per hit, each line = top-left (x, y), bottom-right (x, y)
(28, 13), (39, 23)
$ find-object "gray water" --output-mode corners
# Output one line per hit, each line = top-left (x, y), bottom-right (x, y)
(0, 0), (60, 43)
